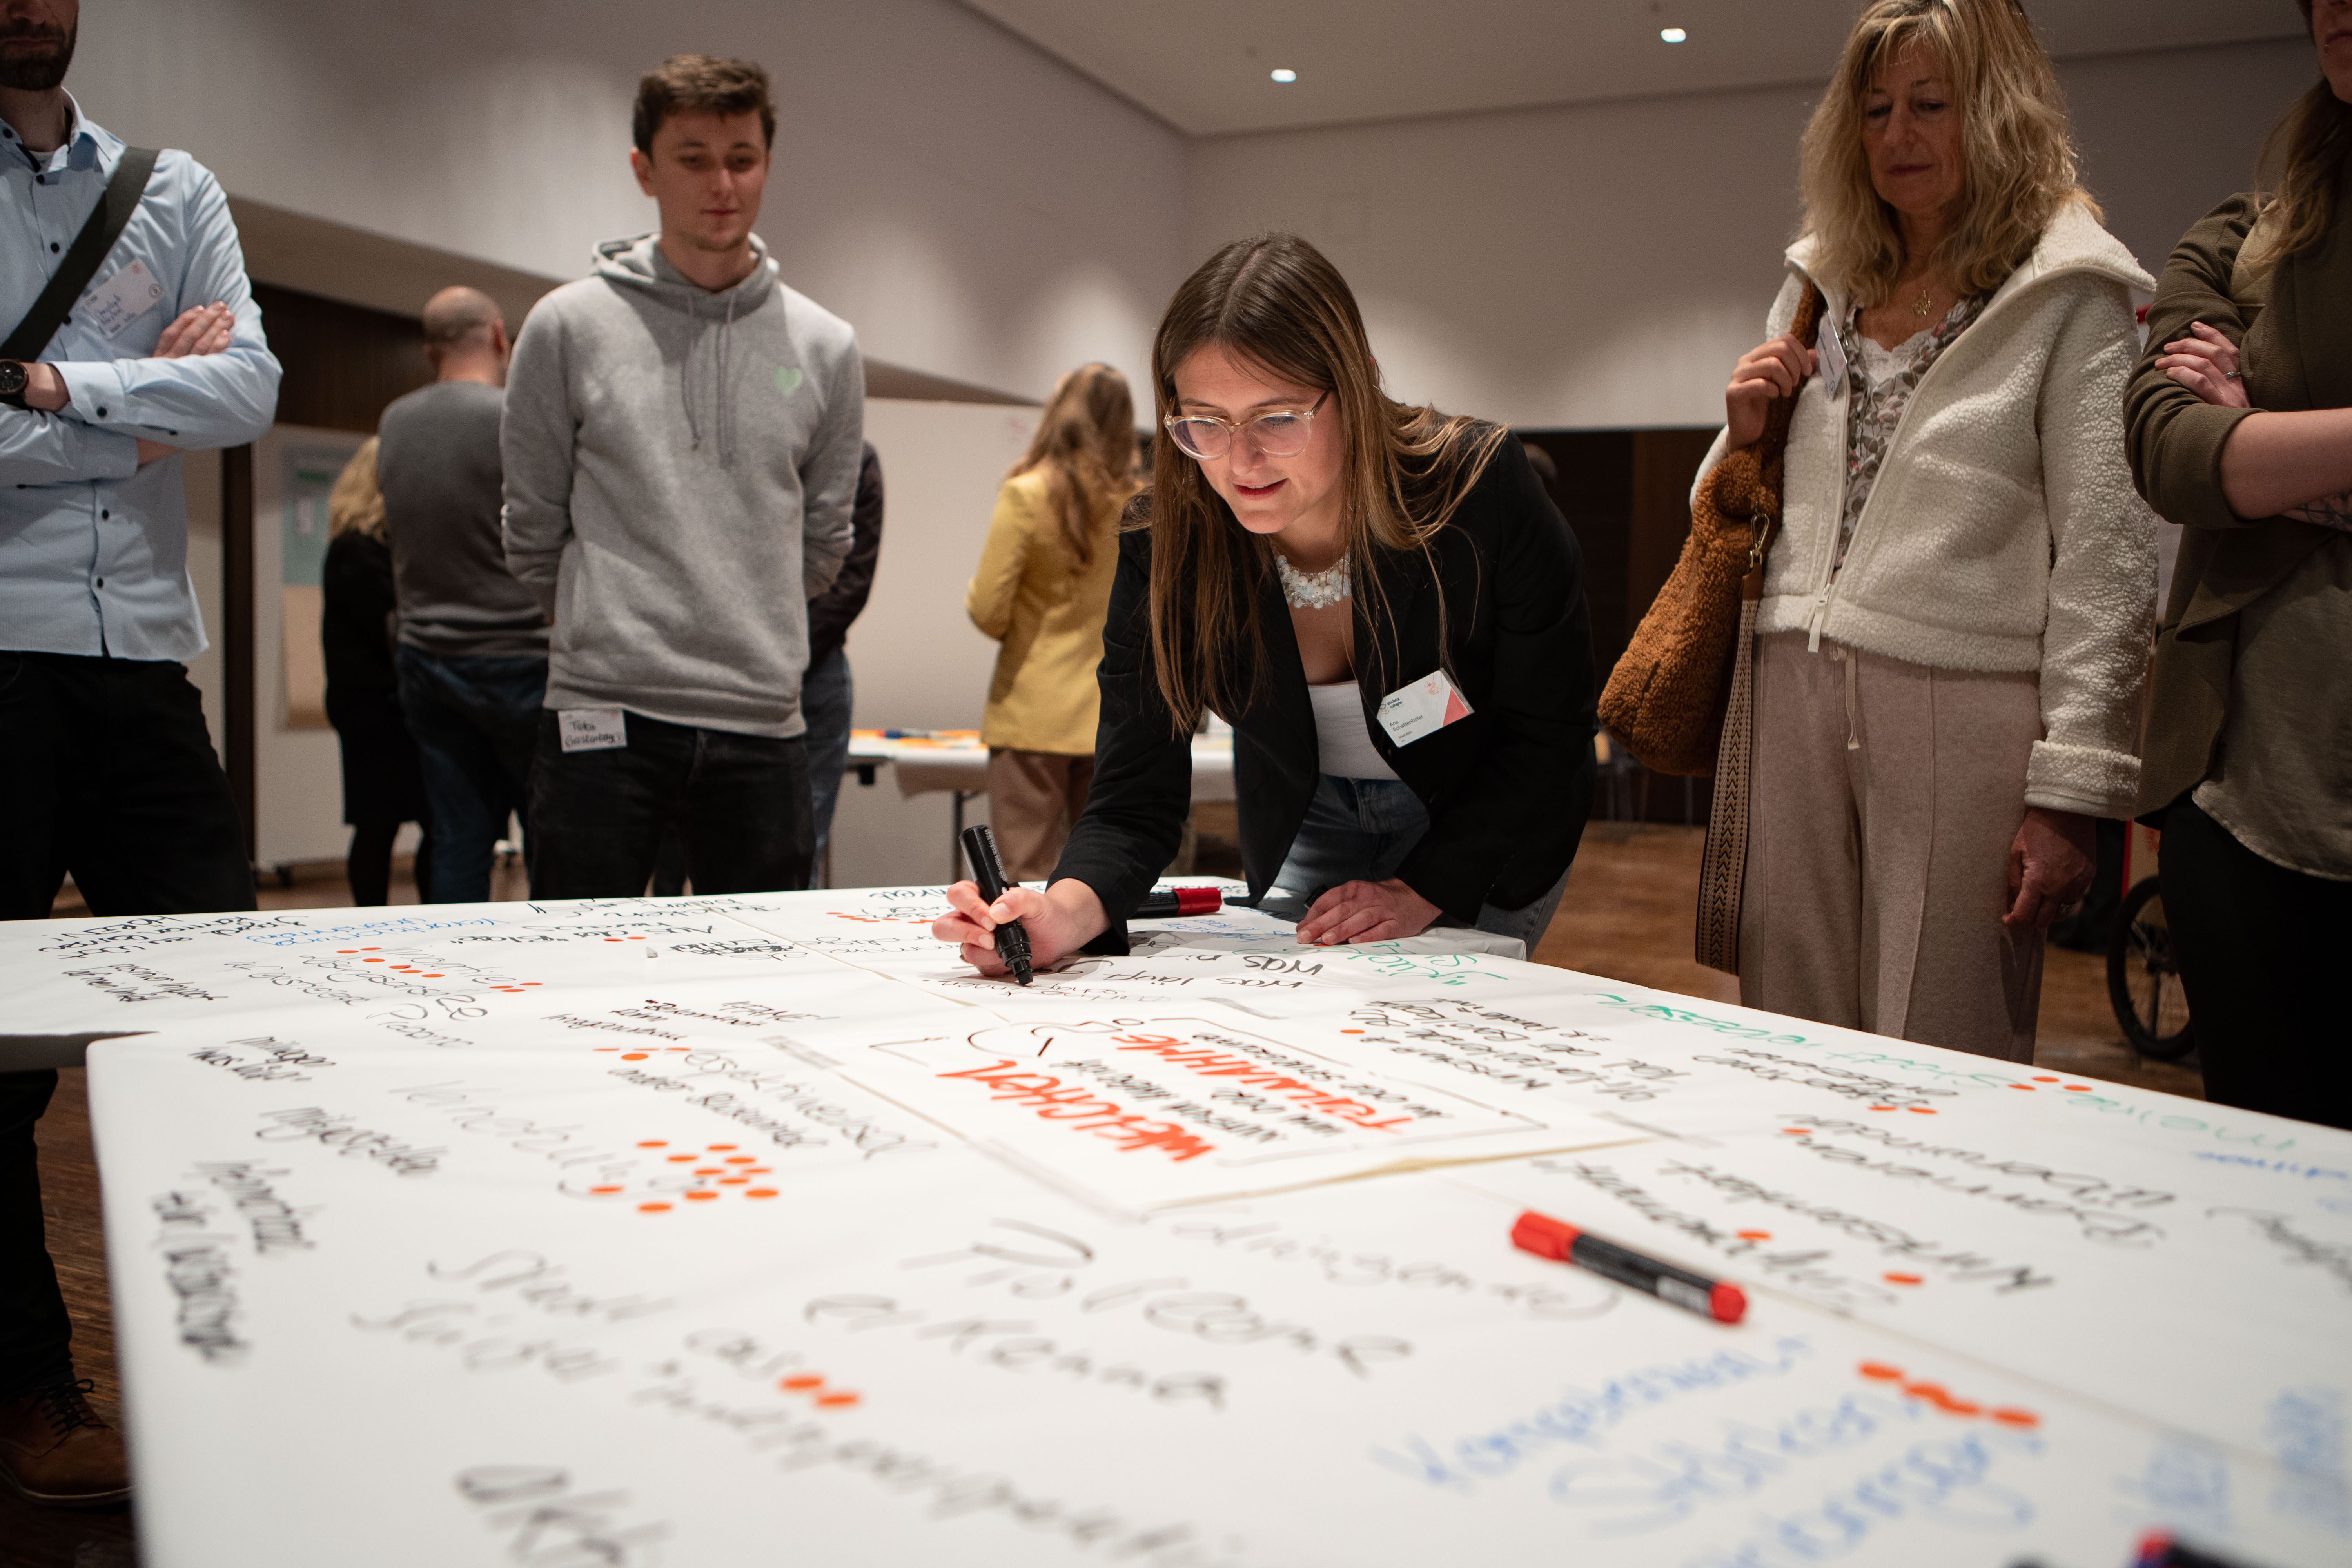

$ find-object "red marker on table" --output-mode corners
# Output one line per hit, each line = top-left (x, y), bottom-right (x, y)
(1511, 1210), (1748, 1325)
(1132, 887), (1223, 920)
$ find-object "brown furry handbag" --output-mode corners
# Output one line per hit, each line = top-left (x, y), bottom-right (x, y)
(1599, 282), (1823, 777)
(1598, 282), (1824, 972)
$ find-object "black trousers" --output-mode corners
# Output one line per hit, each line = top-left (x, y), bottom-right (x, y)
(530, 710), (813, 898)
(2162, 796), (2352, 1131)
(0, 652), (255, 1397)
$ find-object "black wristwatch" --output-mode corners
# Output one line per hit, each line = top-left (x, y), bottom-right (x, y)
(0, 360), (27, 409)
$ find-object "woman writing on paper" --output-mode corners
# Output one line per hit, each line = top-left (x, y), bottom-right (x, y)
(1706, 0), (2155, 1060)
(933, 233), (1597, 973)
(966, 364), (1141, 882)
(2127, 0), (2352, 1129)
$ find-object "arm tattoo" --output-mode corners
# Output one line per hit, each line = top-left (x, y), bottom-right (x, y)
(2285, 491), (2352, 532)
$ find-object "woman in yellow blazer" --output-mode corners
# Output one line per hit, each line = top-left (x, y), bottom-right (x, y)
(967, 363), (1141, 880)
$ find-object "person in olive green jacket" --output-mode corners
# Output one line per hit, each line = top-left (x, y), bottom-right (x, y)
(2127, 0), (2352, 1131)
(966, 364), (1141, 880)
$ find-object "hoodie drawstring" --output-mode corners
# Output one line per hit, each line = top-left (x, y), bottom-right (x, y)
(682, 292), (703, 450)
(719, 287), (739, 463)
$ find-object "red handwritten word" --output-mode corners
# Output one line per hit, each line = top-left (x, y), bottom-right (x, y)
(935, 1060), (1217, 1161)
(1113, 1035), (1415, 1132)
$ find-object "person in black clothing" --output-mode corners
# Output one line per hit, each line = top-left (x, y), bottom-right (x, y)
(934, 233), (1595, 970)
(802, 441), (883, 882)
(322, 439), (431, 905)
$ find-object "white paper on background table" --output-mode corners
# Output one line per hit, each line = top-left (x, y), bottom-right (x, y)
(84, 1030), (2348, 1567)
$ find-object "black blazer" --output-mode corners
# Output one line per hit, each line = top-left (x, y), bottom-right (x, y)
(1053, 435), (1596, 952)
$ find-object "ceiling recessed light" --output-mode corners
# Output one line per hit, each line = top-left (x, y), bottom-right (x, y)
(1660, 27), (1688, 43)
(1270, 68), (1297, 83)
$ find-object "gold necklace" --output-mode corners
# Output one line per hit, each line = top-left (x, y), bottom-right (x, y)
(1912, 284), (1935, 318)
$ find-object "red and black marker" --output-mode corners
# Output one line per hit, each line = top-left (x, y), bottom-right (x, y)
(1511, 1210), (1748, 1325)
(1132, 887), (1223, 920)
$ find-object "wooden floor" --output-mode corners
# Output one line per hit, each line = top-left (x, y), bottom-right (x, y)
(7, 824), (2197, 1564)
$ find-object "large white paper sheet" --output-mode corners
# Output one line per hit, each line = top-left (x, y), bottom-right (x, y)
(1446, 1115), (2352, 1463)
(85, 1033), (2347, 1568)
(820, 1012), (1641, 1211)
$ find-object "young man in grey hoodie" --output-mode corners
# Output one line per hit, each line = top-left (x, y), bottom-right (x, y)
(501, 54), (862, 896)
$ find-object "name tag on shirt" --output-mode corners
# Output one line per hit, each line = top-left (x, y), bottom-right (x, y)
(1376, 671), (1474, 748)
(1817, 323), (1849, 400)
(81, 260), (167, 340)
(557, 708), (628, 753)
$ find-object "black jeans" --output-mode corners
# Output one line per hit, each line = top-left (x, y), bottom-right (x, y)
(530, 710), (813, 898)
(0, 651), (255, 1397)
(2162, 796), (2352, 1131)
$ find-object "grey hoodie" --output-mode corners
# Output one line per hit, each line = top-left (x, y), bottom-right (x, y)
(501, 234), (863, 738)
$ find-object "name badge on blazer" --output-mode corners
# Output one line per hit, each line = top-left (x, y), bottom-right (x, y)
(1376, 671), (1474, 748)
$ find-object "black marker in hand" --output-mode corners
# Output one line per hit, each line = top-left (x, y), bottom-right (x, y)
(960, 824), (1034, 986)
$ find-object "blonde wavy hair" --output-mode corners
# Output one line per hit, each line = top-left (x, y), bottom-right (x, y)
(2246, 0), (2352, 275)
(1007, 363), (1139, 573)
(1798, 0), (2096, 305)
(328, 437), (385, 541)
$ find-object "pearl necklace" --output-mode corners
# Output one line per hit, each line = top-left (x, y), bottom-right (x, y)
(1274, 550), (1350, 611)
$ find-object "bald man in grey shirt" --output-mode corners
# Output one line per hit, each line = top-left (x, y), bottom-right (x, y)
(383, 287), (548, 901)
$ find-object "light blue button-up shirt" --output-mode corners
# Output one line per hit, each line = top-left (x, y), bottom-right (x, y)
(0, 93), (280, 662)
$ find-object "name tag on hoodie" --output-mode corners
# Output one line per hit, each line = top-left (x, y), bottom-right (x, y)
(1376, 671), (1474, 748)
(558, 709), (628, 753)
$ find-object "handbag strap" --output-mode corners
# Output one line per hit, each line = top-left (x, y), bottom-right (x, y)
(1741, 281), (1828, 583)
(2, 145), (161, 363)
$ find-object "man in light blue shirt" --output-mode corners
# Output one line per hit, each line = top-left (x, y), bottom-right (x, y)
(0, 0), (279, 1510)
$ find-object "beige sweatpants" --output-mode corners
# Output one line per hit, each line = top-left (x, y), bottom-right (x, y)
(985, 749), (1096, 883)
(1737, 633), (2047, 1062)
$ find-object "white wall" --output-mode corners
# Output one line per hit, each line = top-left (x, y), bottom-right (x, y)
(73, 0), (1187, 403)
(824, 398), (1042, 889)
(1185, 36), (2319, 430)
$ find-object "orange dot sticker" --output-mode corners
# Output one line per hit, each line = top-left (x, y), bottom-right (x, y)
(719, 1178), (749, 1186)
(2033, 1075), (2059, 1083)
(1340, 1029), (1365, 1034)
(1868, 1105), (1898, 1112)
(621, 1053), (650, 1061)
(2063, 1085), (2092, 1092)
(815, 1393), (861, 1410)
(1858, 1362), (1904, 1381)
(638, 1202), (671, 1214)
(589, 1185), (623, 1194)
(726, 1156), (756, 1165)
(746, 1189), (779, 1199)
(667, 1154), (697, 1163)
(684, 1191), (718, 1202)
(1781, 1128), (1810, 1135)
(2009, 1083), (2036, 1091)
(780, 1375), (825, 1391)
(708, 1144), (739, 1151)
(1907, 1106), (1938, 1114)
(1884, 1272), (1924, 1286)
(1736, 1229), (1773, 1241)
(1991, 1408), (2041, 1428)
(636, 1140), (668, 1148)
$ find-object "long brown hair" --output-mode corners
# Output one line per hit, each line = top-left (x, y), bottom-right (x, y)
(1143, 233), (1508, 731)
(1007, 362), (1138, 572)
(1798, 0), (2097, 305)
(2249, 0), (2352, 273)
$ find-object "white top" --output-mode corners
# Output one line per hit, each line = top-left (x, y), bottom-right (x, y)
(1308, 682), (1399, 781)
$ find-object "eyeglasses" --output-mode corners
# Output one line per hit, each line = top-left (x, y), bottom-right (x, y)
(1163, 392), (1328, 460)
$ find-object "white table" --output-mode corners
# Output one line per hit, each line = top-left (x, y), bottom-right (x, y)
(9, 887), (2344, 1568)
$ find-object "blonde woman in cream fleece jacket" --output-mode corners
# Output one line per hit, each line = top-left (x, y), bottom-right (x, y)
(1695, 0), (2156, 1061)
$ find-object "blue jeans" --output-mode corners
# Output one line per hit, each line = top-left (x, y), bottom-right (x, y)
(802, 647), (853, 883)
(395, 646), (546, 903)
(1267, 774), (1571, 954)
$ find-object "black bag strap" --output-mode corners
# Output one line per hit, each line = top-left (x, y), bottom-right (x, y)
(2, 145), (161, 363)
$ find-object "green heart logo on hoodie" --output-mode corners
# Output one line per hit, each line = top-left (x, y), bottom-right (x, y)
(773, 366), (804, 396)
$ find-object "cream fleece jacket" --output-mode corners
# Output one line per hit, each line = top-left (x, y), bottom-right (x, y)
(1691, 200), (2159, 819)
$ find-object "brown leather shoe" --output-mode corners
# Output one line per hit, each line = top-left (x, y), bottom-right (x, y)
(0, 1379), (131, 1508)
